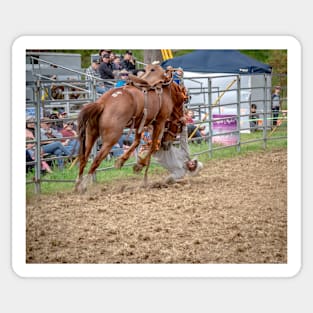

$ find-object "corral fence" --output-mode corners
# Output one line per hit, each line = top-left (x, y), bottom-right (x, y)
(26, 54), (287, 193)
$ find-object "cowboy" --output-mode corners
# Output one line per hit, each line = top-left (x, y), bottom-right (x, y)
(153, 124), (203, 184)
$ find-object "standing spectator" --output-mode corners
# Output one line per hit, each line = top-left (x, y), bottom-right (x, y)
(85, 59), (106, 94)
(98, 49), (112, 62)
(271, 86), (281, 127)
(98, 53), (114, 92)
(121, 50), (136, 73)
(249, 103), (259, 132)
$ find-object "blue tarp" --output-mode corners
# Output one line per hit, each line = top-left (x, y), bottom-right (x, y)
(161, 50), (272, 74)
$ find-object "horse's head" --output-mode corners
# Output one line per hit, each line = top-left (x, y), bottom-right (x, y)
(139, 64), (170, 86)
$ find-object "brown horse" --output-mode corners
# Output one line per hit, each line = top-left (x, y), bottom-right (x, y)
(75, 64), (185, 193)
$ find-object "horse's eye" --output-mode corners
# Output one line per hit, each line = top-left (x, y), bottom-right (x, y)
(150, 68), (155, 72)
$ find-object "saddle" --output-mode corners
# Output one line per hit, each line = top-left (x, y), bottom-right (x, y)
(126, 69), (173, 134)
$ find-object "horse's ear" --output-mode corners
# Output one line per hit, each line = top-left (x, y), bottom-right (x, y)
(128, 74), (149, 85)
(164, 69), (173, 82)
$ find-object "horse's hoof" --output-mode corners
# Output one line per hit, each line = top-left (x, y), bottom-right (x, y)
(75, 182), (87, 194)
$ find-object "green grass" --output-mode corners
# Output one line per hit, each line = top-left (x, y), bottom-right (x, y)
(26, 123), (287, 197)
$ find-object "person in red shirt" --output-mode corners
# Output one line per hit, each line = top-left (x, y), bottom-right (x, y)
(184, 110), (202, 143)
(60, 121), (80, 155)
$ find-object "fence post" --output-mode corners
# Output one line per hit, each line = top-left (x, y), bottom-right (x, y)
(263, 74), (268, 149)
(34, 79), (42, 194)
(207, 77), (213, 158)
(236, 75), (241, 153)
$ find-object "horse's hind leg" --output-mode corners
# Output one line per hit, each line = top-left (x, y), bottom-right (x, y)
(76, 142), (113, 194)
(75, 131), (98, 193)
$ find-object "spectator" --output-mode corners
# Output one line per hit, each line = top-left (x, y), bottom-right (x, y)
(26, 118), (52, 174)
(112, 55), (122, 71)
(139, 125), (153, 154)
(49, 112), (63, 131)
(98, 49), (112, 62)
(60, 121), (80, 155)
(250, 103), (259, 132)
(121, 50), (136, 73)
(98, 53), (114, 92)
(168, 66), (189, 103)
(40, 119), (69, 170)
(173, 67), (184, 86)
(115, 69), (129, 87)
(185, 109), (202, 143)
(85, 59), (106, 95)
(26, 116), (36, 137)
(112, 55), (123, 78)
(110, 133), (134, 158)
(109, 51), (116, 63)
(26, 136), (52, 174)
(271, 86), (281, 127)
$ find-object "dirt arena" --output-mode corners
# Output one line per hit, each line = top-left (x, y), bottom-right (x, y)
(26, 148), (287, 264)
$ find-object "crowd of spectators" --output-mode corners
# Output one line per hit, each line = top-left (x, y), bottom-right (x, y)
(85, 49), (139, 96)
(26, 108), (80, 174)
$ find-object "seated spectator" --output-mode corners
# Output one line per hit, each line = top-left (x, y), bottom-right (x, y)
(26, 119), (52, 174)
(60, 121), (80, 155)
(40, 119), (69, 169)
(185, 109), (202, 143)
(26, 116), (36, 138)
(109, 133), (135, 158)
(85, 59), (106, 95)
(49, 112), (63, 131)
(112, 55), (122, 70)
(121, 50), (136, 73)
(111, 55), (122, 79)
(115, 69), (129, 88)
(250, 103), (259, 132)
(139, 125), (153, 155)
(26, 136), (52, 174)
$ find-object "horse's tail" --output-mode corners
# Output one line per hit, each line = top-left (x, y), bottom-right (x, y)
(77, 102), (104, 157)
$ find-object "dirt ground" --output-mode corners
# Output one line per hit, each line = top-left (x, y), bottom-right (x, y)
(26, 148), (287, 264)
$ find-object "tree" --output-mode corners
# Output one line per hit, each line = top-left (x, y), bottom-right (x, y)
(144, 50), (163, 64)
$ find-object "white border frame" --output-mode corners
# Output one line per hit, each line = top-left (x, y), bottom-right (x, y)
(12, 36), (301, 277)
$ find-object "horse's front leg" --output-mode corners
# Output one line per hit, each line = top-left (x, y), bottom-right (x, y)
(133, 122), (165, 181)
